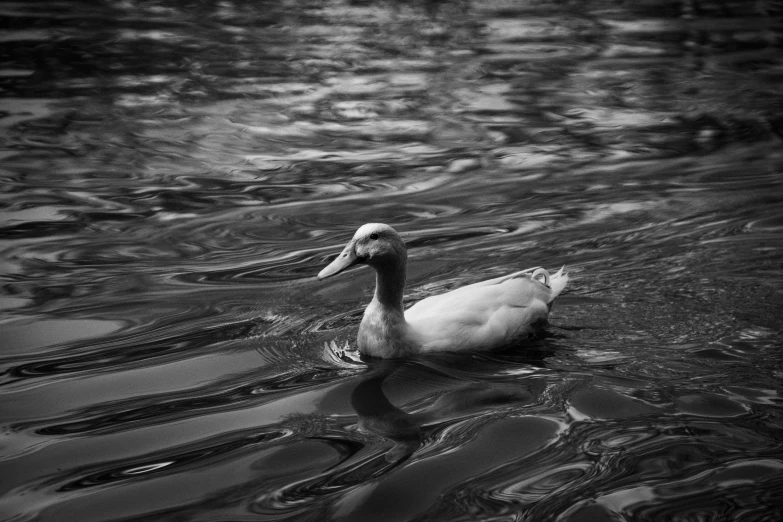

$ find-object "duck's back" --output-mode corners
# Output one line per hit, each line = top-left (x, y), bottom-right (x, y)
(405, 268), (567, 352)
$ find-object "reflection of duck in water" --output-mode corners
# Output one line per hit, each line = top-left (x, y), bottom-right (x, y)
(351, 368), (420, 463)
(250, 356), (546, 517)
(350, 360), (539, 463)
(319, 224), (568, 358)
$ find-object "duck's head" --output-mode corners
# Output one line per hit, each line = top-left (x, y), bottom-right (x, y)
(318, 223), (406, 279)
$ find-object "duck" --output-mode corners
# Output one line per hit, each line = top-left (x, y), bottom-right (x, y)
(318, 223), (568, 358)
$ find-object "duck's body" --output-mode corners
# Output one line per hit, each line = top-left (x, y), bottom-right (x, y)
(318, 223), (568, 358)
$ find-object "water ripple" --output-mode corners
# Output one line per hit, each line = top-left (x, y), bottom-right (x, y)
(2, 1), (782, 521)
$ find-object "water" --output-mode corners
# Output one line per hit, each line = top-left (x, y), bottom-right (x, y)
(1, 0), (782, 520)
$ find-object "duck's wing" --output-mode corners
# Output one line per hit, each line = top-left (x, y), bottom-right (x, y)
(410, 266), (567, 311)
(405, 269), (566, 352)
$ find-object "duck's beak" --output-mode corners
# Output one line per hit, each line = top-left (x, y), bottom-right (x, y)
(318, 241), (360, 279)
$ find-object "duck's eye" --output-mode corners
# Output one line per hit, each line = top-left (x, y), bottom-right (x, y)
(370, 233), (379, 240)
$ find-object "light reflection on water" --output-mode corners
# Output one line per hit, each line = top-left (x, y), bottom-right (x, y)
(1, 0), (783, 521)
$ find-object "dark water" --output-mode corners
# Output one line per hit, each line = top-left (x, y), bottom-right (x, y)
(2, 0), (783, 520)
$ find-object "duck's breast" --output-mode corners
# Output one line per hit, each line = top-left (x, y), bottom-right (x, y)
(358, 300), (420, 358)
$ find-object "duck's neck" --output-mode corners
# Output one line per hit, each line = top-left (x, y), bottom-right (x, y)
(358, 258), (413, 358)
(371, 259), (406, 315)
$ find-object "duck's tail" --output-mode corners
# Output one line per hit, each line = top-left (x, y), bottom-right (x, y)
(548, 266), (569, 301)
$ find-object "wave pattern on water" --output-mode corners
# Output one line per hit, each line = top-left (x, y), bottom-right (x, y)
(1, 0), (782, 521)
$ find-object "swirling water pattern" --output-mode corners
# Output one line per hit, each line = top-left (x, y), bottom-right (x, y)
(1, 0), (782, 521)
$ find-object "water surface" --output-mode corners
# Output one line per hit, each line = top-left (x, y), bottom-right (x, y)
(1, 1), (782, 521)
